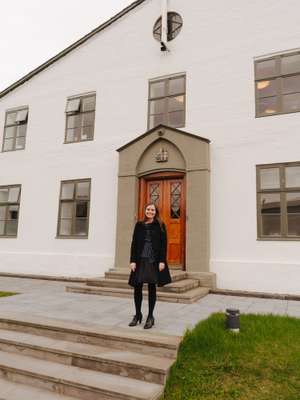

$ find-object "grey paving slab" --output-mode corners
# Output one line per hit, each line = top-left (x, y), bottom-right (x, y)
(0, 277), (299, 336)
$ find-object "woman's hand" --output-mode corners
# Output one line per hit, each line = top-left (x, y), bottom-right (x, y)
(130, 262), (136, 272)
(159, 262), (165, 272)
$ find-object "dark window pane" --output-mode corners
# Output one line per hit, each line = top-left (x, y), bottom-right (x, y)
(81, 112), (95, 127)
(74, 219), (88, 235)
(0, 206), (6, 220)
(66, 128), (81, 142)
(171, 182), (181, 219)
(0, 221), (4, 235)
(256, 59), (277, 79)
(8, 187), (20, 203)
(76, 182), (90, 200)
(81, 126), (94, 140)
(82, 96), (96, 112)
(256, 80), (277, 98)
(149, 183), (160, 205)
(4, 127), (15, 139)
(168, 96), (184, 112)
(168, 77), (185, 95)
(7, 205), (19, 220)
(150, 99), (165, 114)
(15, 137), (25, 150)
(286, 166), (300, 188)
(0, 189), (9, 203)
(261, 193), (281, 214)
(149, 114), (164, 128)
(282, 93), (300, 113)
(287, 192), (300, 213)
(281, 54), (300, 75)
(262, 215), (281, 236)
(61, 203), (73, 219)
(67, 115), (80, 129)
(168, 110), (184, 127)
(66, 98), (81, 113)
(76, 202), (88, 218)
(287, 214), (300, 236)
(150, 81), (165, 98)
(61, 183), (75, 200)
(3, 139), (14, 151)
(59, 219), (72, 235)
(282, 75), (300, 94)
(167, 12), (183, 41)
(6, 220), (18, 236)
(260, 168), (280, 190)
(257, 96), (277, 116)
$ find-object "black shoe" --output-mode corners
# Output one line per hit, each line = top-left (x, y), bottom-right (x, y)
(144, 316), (155, 329)
(128, 314), (143, 327)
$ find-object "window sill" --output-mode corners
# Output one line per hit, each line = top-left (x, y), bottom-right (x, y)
(257, 237), (300, 241)
(56, 235), (89, 239)
(63, 138), (94, 145)
(0, 236), (18, 238)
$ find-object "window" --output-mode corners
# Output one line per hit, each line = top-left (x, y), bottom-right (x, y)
(255, 52), (300, 117)
(57, 179), (91, 237)
(65, 94), (96, 143)
(257, 162), (300, 239)
(148, 75), (186, 129)
(0, 185), (21, 237)
(153, 12), (183, 42)
(2, 108), (28, 151)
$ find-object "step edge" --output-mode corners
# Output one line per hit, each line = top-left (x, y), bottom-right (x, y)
(0, 337), (171, 374)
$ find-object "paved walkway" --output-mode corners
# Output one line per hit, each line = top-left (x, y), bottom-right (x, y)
(0, 277), (299, 336)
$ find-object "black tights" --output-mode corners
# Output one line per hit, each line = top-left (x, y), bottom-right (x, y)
(134, 283), (156, 318)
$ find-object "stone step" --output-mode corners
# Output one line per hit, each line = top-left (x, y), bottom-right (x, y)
(0, 350), (163, 400)
(0, 376), (77, 399)
(87, 278), (199, 293)
(66, 285), (209, 304)
(0, 328), (173, 384)
(105, 269), (187, 282)
(0, 313), (180, 359)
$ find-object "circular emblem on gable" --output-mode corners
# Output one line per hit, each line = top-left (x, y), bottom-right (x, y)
(153, 12), (183, 42)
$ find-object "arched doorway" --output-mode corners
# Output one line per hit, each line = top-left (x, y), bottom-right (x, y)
(139, 171), (186, 269)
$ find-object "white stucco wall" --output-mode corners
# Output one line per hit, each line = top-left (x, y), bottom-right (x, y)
(0, 0), (300, 292)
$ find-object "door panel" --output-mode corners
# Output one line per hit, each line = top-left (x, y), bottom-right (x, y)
(139, 174), (185, 268)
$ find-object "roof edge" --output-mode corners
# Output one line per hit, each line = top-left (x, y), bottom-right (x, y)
(117, 124), (211, 152)
(0, 0), (146, 100)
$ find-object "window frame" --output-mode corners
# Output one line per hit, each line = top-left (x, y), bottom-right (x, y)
(147, 74), (186, 130)
(255, 51), (300, 117)
(257, 161), (300, 240)
(2, 106), (29, 152)
(64, 93), (96, 144)
(153, 12), (183, 42)
(0, 184), (22, 238)
(56, 178), (91, 239)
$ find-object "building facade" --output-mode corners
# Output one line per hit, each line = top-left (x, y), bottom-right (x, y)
(1, 0), (300, 295)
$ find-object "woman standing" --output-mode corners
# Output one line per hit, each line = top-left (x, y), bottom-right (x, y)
(128, 203), (171, 329)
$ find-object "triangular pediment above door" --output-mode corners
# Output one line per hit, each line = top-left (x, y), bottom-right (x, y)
(116, 124), (210, 177)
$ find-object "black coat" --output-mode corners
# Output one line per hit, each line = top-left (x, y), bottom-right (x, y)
(128, 219), (172, 287)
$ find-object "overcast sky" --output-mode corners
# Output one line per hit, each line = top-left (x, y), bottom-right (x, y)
(0, 0), (133, 91)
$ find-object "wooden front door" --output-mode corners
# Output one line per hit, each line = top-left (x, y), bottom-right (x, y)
(139, 173), (185, 268)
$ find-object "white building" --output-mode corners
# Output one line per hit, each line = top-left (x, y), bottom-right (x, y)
(1, 0), (300, 295)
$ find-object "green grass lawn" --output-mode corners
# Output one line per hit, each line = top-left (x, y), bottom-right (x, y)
(162, 313), (300, 400)
(0, 291), (16, 298)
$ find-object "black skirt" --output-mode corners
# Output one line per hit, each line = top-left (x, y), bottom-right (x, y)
(134, 257), (159, 285)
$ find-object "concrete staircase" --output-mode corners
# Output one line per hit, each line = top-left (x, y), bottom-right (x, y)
(0, 313), (181, 399)
(66, 269), (209, 304)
